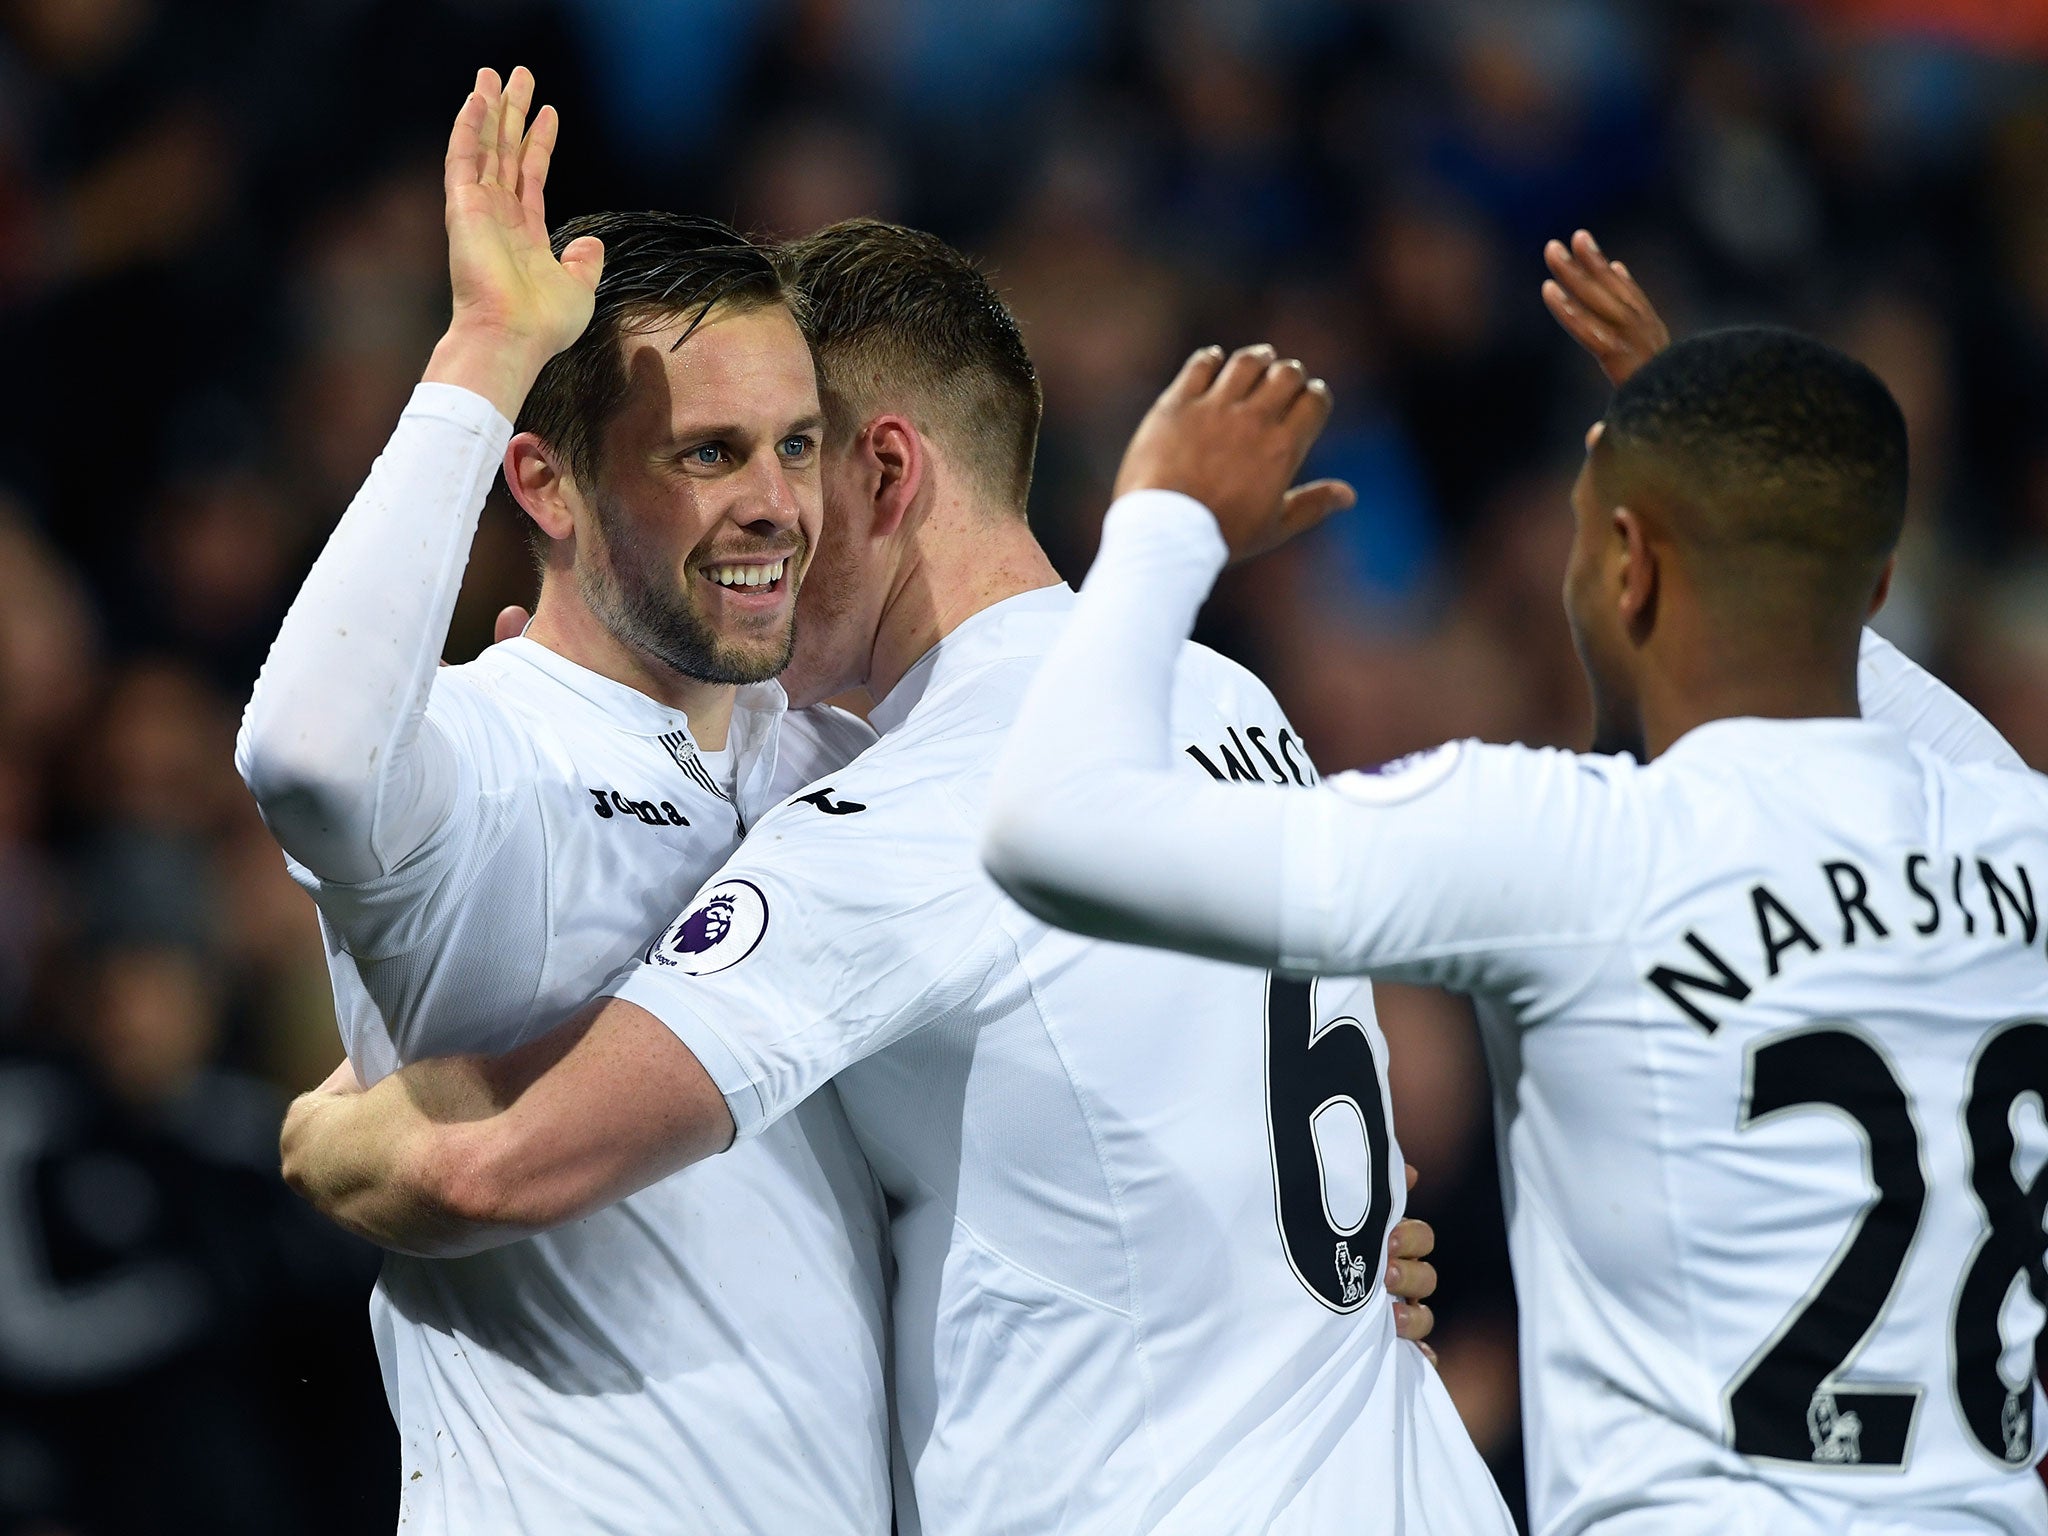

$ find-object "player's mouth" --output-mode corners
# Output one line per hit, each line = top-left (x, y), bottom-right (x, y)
(697, 556), (792, 610)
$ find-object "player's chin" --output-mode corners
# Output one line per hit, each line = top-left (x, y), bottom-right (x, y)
(699, 616), (798, 685)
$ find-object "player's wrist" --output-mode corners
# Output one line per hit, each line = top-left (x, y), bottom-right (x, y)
(1102, 488), (1230, 569)
(424, 323), (556, 420)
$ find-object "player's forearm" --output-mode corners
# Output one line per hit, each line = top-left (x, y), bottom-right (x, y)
(1856, 628), (2025, 771)
(984, 491), (1296, 967)
(237, 375), (512, 882)
(281, 1067), (517, 1258)
(423, 322), (556, 423)
(282, 1000), (736, 1256)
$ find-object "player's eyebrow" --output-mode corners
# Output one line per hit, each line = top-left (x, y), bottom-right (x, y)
(665, 412), (825, 446)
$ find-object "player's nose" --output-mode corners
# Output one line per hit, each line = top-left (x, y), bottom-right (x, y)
(733, 451), (804, 535)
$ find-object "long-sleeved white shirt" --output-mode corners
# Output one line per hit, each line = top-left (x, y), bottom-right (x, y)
(983, 491), (2048, 1536)
(237, 384), (893, 1536)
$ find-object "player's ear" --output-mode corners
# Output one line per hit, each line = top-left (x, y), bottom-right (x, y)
(1868, 553), (1896, 619)
(507, 433), (577, 543)
(1613, 504), (1658, 643)
(862, 413), (925, 540)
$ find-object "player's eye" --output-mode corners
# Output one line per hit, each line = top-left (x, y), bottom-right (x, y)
(780, 434), (816, 460)
(683, 443), (727, 467)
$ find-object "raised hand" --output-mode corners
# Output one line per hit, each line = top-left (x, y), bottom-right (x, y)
(1542, 229), (1669, 389)
(426, 67), (603, 418)
(1113, 344), (1355, 565)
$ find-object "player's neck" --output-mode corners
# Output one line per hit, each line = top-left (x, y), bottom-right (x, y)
(523, 581), (740, 750)
(865, 501), (1063, 706)
(1638, 640), (1863, 760)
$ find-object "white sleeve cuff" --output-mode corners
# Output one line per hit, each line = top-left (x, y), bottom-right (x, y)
(403, 381), (516, 442)
(1096, 489), (1230, 580)
(609, 970), (770, 1140)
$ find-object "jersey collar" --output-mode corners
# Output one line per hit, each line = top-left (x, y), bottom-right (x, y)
(868, 582), (1075, 737)
(493, 636), (789, 743)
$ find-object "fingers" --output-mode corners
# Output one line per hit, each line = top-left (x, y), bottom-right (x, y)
(1388, 1216), (1435, 1262)
(1386, 1253), (1438, 1301)
(1393, 1301), (1436, 1349)
(1278, 477), (1355, 538)
(1167, 344), (1227, 403)
(1252, 355), (1310, 418)
(498, 66), (534, 189)
(1405, 1161), (1420, 1193)
(1544, 235), (1635, 331)
(1543, 278), (1616, 353)
(1212, 343), (1277, 401)
(493, 605), (532, 645)
(445, 78), (491, 195)
(1282, 374), (1333, 444)
(519, 103), (559, 220)
(560, 234), (605, 293)
(475, 67), (505, 187)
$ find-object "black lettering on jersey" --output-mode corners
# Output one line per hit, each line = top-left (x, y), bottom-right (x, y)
(1646, 931), (1753, 1034)
(1245, 727), (1290, 787)
(1189, 726), (1316, 787)
(1904, 853), (1940, 934)
(1276, 729), (1311, 786)
(796, 787), (866, 816)
(1188, 740), (1261, 782)
(1216, 734), (1260, 782)
(1952, 855), (1977, 936)
(1752, 885), (1821, 977)
(1978, 860), (2038, 945)
(1822, 861), (1889, 945)
(587, 786), (689, 829)
(1652, 852), (2044, 1033)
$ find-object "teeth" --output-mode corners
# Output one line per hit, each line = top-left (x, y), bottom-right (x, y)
(705, 559), (787, 589)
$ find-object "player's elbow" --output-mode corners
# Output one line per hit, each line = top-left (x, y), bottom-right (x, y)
(980, 802), (1066, 913)
(981, 802), (1124, 939)
(236, 719), (371, 831)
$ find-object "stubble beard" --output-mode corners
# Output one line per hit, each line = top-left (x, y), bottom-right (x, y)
(580, 495), (800, 687)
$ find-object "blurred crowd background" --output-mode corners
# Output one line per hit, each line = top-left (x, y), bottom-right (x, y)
(1, 0), (2045, 1530)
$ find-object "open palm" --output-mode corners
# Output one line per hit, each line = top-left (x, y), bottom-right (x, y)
(444, 66), (601, 361)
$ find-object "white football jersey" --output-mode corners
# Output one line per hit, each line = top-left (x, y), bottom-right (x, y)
(1280, 726), (2048, 1536)
(240, 387), (893, 1535)
(611, 586), (1515, 1536)
(301, 643), (891, 1535)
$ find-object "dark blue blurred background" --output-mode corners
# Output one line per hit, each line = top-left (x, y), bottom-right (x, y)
(1, 2), (2043, 1530)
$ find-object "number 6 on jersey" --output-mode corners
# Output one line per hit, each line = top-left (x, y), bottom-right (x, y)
(1266, 976), (1399, 1312)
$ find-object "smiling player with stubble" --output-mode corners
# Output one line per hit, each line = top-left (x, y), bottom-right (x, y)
(237, 69), (891, 1534)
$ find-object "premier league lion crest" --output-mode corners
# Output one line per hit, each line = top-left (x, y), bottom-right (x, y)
(675, 894), (735, 954)
(649, 878), (769, 974)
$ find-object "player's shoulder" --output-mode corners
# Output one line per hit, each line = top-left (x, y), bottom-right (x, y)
(747, 718), (967, 861)
(1922, 747), (2048, 826)
(415, 648), (551, 777)
(429, 643), (530, 721)
(1326, 737), (1637, 810)
(1171, 638), (1281, 714)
